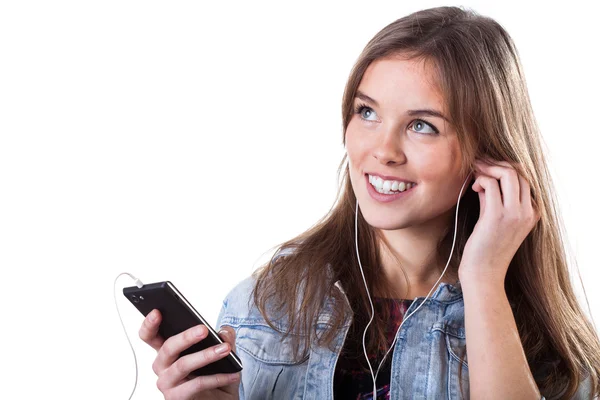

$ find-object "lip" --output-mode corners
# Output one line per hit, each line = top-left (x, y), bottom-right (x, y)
(365, 172), (414, 183)
(365, 174), (416, 203)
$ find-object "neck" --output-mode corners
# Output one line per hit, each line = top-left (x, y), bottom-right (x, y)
(375, 208), (459, 299)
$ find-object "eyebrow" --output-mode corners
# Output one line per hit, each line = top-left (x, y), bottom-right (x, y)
(355, 90), (450, 123)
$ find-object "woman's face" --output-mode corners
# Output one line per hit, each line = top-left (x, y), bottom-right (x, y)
(346, 56), (469, 231)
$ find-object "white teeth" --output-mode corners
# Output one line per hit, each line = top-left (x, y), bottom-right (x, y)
(368, 174), (414, 195)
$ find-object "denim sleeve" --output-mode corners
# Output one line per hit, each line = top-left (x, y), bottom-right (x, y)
(572, 373), (595, 400)
(215, 296), (228, 331)
(214, 292), (245, 400)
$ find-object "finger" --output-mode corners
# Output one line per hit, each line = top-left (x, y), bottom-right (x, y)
(517, 173), (530, 205)
(163, 372), (241, 398)
(518, 173), (539, 222)
(472, 175), (502, 216)
(474, 160), (520, 210)
(160, 339), (234, 387)
(139, 309), (165, 351)
(218, 325), (237, 353)
(154, 324), (208, 373)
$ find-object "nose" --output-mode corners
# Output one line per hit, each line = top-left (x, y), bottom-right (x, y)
(372, 127), (407, 166)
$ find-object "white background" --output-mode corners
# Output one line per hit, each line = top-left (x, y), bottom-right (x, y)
(0, 1), (598, 399)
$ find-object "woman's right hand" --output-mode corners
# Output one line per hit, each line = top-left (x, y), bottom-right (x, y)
(139, 309), (241, 400)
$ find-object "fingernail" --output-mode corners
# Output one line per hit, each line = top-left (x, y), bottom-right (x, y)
(218, 329), (229, 338)
(149, 311), (157, 322)
(195, 326), (205, 337)
(215, 343), (229, 354)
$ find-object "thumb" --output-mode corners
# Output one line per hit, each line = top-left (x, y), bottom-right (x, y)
(218, 325), (237, 353)
(217, 325), (241, 396)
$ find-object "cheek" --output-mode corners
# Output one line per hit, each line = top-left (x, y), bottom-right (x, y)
(414, 148), (448, 182)
(415, 161), (460, 202)
(418, 152), (465, 204)
(345, 123), (368, 160)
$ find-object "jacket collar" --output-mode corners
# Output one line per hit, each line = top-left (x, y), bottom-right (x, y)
(334, 277), (464, 304)
(319, 277), (464, 328)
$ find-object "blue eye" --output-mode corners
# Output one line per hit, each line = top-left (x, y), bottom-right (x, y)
(353, 102), (440, 135)
(409, 119), (439, 135)
(354, 103), (378, 121)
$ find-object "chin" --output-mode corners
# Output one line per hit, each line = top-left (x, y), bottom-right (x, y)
(361, 211), (415, 231)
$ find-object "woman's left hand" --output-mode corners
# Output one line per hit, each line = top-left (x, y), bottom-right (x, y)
(458, 158), (541, 285)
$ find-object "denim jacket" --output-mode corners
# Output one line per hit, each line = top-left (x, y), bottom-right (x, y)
(215, 251), (594, 399)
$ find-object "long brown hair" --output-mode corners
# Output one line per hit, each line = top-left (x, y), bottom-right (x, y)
(251, 6), (600, 398)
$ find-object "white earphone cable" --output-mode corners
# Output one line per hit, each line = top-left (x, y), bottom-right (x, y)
(114, 272), (144, 400)
(355, 173), (471, 399)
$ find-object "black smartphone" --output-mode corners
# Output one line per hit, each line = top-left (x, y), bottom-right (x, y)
(123, 281), (242, 376)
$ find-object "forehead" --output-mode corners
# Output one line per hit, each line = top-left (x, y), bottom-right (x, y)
(358, 56), (446, 113)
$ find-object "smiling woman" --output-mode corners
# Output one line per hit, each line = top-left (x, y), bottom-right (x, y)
(345, 56), (465, 255)
(138, 5), (600, 400)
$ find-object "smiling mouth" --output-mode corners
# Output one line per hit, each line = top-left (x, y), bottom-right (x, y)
(366, 173), (416, 194)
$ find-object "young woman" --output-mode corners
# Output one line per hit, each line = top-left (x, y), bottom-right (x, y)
(138, 6), (600, 400)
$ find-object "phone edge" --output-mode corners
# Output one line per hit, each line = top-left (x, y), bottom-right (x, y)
(165, 281), (243, 368)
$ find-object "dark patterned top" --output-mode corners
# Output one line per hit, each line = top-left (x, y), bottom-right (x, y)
(333, 297), (414, 400)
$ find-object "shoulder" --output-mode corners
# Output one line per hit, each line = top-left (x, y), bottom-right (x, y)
(216, 274), (261, 328)
(217, 246), (298, 329)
